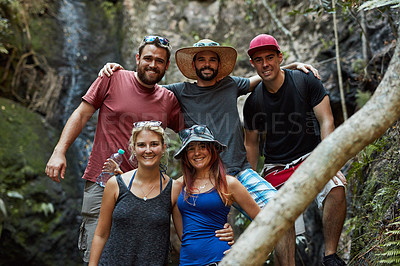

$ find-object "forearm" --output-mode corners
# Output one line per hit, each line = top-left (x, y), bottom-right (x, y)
(246, 144), (259, 171)
(314, 96), (335, 140)
(320, 119), (335, 140)
(244, 130), (260, 170)
(89, 235), (108, 265)
(281, 62), (299, 69)
(172, 206), (183, 241)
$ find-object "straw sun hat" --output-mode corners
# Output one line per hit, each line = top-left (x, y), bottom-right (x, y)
(175, 39), (237, 80)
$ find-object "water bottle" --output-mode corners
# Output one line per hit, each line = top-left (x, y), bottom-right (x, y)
(96, 149), (125, 187)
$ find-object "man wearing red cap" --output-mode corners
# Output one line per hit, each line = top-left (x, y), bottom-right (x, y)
(244, 34), (347, 266)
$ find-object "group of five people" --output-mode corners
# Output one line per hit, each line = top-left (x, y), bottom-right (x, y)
(45, 33), (346, 265)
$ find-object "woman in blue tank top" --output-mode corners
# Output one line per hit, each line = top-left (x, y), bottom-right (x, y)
(173, 125), (261, 266)
(89, 121), (234, 265)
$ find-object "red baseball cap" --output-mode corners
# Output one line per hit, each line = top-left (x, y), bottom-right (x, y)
(247, 34), (280, 57)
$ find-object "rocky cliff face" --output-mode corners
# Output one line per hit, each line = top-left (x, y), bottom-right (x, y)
(0, 0), (398, 265)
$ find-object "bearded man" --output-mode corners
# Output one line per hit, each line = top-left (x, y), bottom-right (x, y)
(45, 36), (184, 263)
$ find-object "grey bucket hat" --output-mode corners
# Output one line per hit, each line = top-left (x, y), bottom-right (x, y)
(174, 125), (227, 159)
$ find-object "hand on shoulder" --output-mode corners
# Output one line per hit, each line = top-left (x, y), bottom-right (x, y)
(98, 62), (125, 78)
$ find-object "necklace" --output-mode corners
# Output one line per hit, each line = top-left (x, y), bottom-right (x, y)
(128, 170), (164, 201)
(191, 194), (198, 207)
(139, 184), (155, 201)
(187, 181), (209, 207)
(197, 182), (209, 190)
(190, 182), (208, 207)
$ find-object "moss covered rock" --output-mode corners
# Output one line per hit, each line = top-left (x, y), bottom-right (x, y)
(0, 97), (84, 265)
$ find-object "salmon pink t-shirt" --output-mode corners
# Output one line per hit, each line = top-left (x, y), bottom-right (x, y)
(81, 70), (184, 182)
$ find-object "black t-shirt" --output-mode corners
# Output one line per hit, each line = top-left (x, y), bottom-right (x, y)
(243, 69), (328, 164)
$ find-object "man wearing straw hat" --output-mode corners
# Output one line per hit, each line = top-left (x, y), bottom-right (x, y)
(169, 39), (296, 265)
(99, 39), (318, 264)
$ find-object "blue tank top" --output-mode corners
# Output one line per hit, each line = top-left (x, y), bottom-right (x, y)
(177, 188), (231, 266)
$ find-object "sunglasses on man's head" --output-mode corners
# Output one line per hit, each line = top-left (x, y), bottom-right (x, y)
(144, 35), (170, 46)
(179, 125), (214, 143)
(133, 120), (162, 128)
(193, 41), (220, 47)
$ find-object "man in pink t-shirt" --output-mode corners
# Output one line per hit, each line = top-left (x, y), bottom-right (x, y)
(45, 36), (184, 263)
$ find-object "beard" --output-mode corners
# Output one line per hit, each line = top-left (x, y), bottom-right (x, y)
(137, 65), (165, 85)
(195, 66), (218, 81)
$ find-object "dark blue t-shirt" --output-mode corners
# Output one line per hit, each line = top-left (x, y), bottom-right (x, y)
(243, 69), (328, 164)
(165, 76), (252, 174)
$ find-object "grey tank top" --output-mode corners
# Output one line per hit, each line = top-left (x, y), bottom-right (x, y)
(99, 174), (172, 266)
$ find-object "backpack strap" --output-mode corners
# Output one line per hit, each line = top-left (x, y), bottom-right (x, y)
(253, 82), (266, 156)
(291, 70), (308, 104)
(290, 70), (321, 136)
(254, 82), (264, 120)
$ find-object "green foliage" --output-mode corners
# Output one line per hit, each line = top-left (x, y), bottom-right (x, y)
(165, 131), (182, 179)
(0, 0), (63, 106)
(100, 1), (123, 23)
(352, 58), (367, 75)
(376, 219), (400, 265)
(347, 136), (388, 180)
(346, 122), (400, 264)
(0, 97), (56, 233)
(281, 50), (290, 61)
(0, 0), (19, 49)
(0, 97), (83, 265)
(288, 0), (334, 17)
(0, 15), (10, 53)
(369, 180), (400, 214)
(244, 0), (258, 22)
(32, 202), (54, 216)
(355, 89), (372, 108)
(320, 37), (333, 50)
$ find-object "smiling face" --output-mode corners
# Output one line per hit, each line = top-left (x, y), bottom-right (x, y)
(136, 44), (170, 86)
(133, 129), (166, 169)
(250, 49), (283, 83)
(185, 141), (211, 173)
(193, 51), (220, 81)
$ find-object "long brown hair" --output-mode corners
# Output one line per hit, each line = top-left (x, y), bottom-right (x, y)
(180, 142), (232, 205)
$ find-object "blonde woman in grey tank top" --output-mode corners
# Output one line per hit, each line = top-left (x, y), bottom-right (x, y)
(89, 121), (233, 265)
(89, 121), (179, 265)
